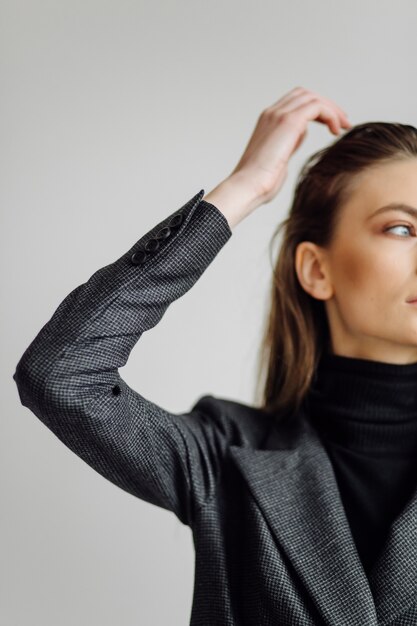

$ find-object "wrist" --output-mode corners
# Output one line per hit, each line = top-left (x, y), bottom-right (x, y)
(202, 173), (261, 229)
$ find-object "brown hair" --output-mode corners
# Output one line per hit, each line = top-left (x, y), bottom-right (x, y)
(253, 121), (417, 421)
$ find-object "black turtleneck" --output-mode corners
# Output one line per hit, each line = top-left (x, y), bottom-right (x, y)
(305, 352), (417, 577)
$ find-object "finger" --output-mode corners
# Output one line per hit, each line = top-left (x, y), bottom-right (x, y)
(288, 87), (350, 123)
(268, 87), (352, 128)
(308, 101), (345, 134)
(269, 91), (350, 131)
(266, 86), (306, 109)
(288, 100), (344, 135)
(304, 98), (350, 132)
(319, 96), (351, 128)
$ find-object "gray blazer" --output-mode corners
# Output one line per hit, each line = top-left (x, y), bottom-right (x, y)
(13, 189), (417, 625)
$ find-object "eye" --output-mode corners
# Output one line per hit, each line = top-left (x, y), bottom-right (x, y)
(384, 224), (415, 237)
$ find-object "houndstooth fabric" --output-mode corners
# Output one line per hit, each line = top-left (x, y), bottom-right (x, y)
(13, 190), (417, 625)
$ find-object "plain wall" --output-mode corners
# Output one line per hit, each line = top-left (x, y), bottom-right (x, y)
(2, 0), (417, 624)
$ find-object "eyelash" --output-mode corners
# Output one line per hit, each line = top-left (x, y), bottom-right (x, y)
(384, 224), (416, 237)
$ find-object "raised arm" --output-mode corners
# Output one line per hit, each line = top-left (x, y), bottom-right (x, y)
(13, 188), (241, 527)
(13, 86), (350, 527)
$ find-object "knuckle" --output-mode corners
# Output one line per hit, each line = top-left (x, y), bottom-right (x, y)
(271, 107), (284, 119)
(280, 110), (294, 123)
(260, 106), (272, 119)
(263, 107), (281, 121)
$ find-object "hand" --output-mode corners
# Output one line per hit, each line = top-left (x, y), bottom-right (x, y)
(229, 86), (352, 205)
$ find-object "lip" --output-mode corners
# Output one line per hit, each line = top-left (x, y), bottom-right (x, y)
(407, 299), (417, 304)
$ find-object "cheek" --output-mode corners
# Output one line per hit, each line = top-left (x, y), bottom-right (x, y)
(332, 248), (398, 315)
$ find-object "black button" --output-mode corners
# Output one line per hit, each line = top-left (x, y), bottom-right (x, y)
(131, 250), (147, 265)
(144, 238), (159, 252)
(112, 384), (121, 396)
(168, 212), (184, 228)
(156, 226), (171, 240)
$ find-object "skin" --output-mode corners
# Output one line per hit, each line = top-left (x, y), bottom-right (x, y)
(203, 87), (351, 229)
(294, 157), (417, 365)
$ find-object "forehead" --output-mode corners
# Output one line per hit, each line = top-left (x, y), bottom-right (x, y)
(338, 158), (417, 222)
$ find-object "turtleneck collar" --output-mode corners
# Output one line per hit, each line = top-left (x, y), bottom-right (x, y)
(305, 352), (417, 457)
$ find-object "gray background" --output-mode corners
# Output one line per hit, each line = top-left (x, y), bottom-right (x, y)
(2, 0), (417, 624)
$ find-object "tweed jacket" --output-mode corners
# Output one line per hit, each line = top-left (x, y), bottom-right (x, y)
(13, 189), (417, 625)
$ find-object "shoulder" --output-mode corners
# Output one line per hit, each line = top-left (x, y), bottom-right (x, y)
(191, 393), (273, 448)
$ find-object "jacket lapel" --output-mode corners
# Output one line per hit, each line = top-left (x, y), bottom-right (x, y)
(229, 405), (379, 626)
(367, 479), (417, 624)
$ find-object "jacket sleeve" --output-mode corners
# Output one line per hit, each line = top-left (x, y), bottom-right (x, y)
(12, 189), (235, 527)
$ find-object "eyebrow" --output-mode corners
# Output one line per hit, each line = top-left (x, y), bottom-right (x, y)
(367, 203), (417, 221)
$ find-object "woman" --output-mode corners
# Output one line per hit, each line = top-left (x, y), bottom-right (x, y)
(13, 87), (417, 625)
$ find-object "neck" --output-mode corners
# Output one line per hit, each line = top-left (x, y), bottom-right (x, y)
(305, 352), (417, 456)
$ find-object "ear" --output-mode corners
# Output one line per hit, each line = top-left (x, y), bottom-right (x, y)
(294, 241), (334, 301)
